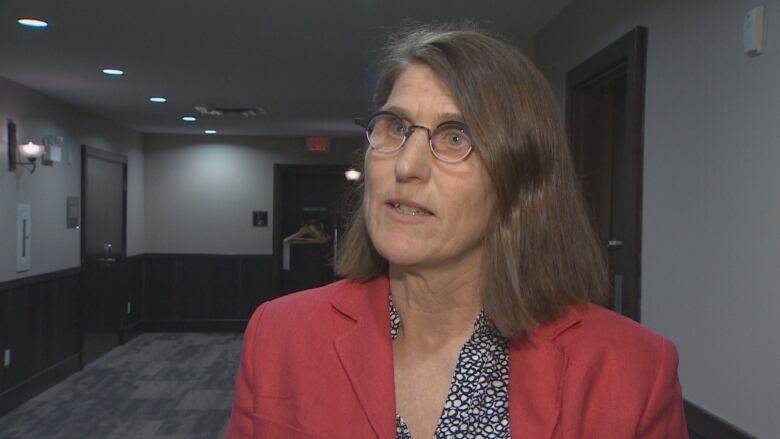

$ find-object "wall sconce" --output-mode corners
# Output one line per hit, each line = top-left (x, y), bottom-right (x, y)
(7, 119), (45, 174)
(344, 168), (361, 181)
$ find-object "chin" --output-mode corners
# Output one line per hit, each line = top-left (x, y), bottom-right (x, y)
(370, 233), (430, 268)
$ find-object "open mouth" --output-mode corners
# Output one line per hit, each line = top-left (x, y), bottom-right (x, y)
(389, 202), (433, 216)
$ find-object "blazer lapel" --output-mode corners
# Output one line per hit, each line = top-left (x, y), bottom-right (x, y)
(508, 306), (582, 439)
(332, 277), (396, 439)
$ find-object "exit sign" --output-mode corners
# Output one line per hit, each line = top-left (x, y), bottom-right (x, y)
(307, 137), (330, 152)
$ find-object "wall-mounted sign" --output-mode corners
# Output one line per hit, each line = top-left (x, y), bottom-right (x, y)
(252, 211), (268, 227)
(306, 137), (330, 153)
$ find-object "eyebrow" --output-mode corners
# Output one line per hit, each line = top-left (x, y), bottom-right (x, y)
(380, 105), (466, 125)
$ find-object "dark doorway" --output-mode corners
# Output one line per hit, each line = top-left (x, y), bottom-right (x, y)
(566, 27), (647, 321)
(272, 165), (355, 296)
(80, 145), (127, 365)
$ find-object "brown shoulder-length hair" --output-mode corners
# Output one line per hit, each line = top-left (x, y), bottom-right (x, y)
(336, 24), (608, 339)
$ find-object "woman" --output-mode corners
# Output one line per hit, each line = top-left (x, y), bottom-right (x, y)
(228, 26), (688, 438)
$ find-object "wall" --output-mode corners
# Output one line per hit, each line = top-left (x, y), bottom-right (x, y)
(0, 76), (144, 283)
(143, 134), (359, 254)
(535, 0), (780, 436)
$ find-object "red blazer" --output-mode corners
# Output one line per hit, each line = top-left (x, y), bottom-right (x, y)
(227, 277), (688, 438)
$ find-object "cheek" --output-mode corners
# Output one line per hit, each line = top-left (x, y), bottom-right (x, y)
(363, 155), (393, 215)
(361, 169), (385, 237)
(453, 195), (492, 237)
(362, 171), (379, 218)
(455, 178), (496, 235)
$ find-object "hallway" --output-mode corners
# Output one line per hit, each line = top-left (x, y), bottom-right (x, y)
(0, 333), (241, 438)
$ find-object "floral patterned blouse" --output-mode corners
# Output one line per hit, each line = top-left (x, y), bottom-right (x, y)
(390, 296), (511, 438)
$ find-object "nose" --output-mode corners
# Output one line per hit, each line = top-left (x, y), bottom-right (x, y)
(394, 127), (433, 182)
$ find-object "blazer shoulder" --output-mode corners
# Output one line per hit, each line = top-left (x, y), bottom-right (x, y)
(551, 305), (687, 436)
(246, 277), (383, 335)
(269, 278), (351, 306)
(559, 304), (678, 365)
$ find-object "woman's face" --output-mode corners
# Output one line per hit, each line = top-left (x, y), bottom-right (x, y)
(364, 64), (496, 272)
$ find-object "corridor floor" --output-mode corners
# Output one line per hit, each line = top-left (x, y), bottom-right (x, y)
(0, 333), (243, 439)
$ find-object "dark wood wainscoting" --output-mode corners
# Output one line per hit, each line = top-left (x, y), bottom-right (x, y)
(0, 254), (273, 415)
(118, 256), (144, 343)
(143, 254), (274, 332)
(0, 268), (82, 415)
(685, 400), (756, 439)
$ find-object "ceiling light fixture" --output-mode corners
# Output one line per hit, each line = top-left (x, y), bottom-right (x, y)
(17, 18), (48, 28)
(149, 97), (167, 103)
(182, 116), (197, 122)
(204, 129), (217, 135)
(102, 68), (124, 76)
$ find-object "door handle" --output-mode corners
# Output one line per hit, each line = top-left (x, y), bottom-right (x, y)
(98, 243), (116, 266)
(607, 240), (624, 250)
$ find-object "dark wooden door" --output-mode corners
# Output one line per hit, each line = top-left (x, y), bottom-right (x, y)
(81, 146), (127, 365)
(272, 165), (354, 296)
(566, 27), (647, 321)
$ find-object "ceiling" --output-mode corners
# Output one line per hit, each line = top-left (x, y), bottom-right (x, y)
(0, 0), (571, 137)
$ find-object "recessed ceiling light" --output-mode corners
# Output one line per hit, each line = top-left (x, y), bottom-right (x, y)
(204, 129), (217, 134)
(17, 18), (48, 28)
(149, 97), (167, 103)
(102, 68), (124, 76)
(181, 116), (197, 122)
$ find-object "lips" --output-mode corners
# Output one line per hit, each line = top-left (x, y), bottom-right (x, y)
(386, 198), (434, 216)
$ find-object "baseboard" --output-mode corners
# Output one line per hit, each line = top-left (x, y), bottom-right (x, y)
(143, 320), (249, 333)
(0, 354), (81, 417)
(684, 400), (756, 439)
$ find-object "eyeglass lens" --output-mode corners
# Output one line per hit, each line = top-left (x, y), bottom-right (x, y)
(366, 113), (473, 162)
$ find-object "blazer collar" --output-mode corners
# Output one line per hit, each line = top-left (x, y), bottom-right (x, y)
(331, 277), (585, 439)
(529, 304), (584, 343)
(331, 277), (396, 439)
(508, 305), (583, 439)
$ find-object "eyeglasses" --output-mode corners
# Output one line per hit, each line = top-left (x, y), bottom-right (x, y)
(357, 111), (475, 163)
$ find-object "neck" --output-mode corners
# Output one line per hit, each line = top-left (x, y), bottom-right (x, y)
(388, 257), (483, 346)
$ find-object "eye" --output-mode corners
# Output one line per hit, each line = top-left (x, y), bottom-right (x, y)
(447, 133), (464, 146)
(436, 125), (471, 150)
(366, 113), (408, 152)
(388, 119), (406, 137)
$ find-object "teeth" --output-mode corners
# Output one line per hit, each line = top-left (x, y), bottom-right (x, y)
(393, 203), (431, 216)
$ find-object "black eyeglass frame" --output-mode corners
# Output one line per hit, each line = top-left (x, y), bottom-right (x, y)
(356, 111), (475, 163)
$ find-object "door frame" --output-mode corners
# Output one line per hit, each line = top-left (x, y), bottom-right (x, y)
(565, 26), (647, 321)
(79, 145), (128, 365)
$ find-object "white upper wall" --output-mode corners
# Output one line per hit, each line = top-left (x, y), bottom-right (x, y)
(535, 0), (780, 437)
(143, 134), (359, 255)
(0, 76), (144, 282)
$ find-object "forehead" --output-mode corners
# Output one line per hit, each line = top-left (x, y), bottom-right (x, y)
(383, 64), (462, 119)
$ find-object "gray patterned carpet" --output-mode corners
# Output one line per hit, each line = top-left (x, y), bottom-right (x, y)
(0, 333), (243, 439)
